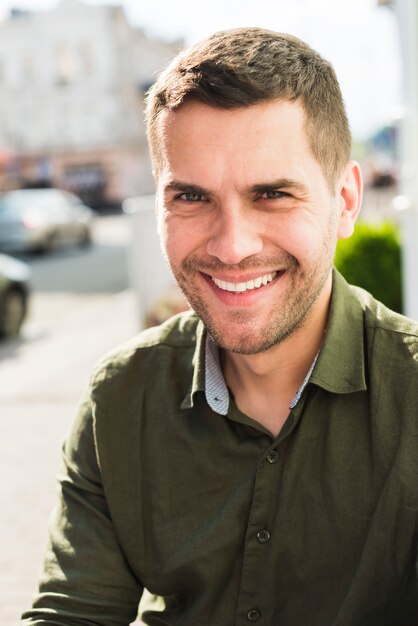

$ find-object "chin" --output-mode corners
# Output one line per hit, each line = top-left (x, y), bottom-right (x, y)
(205, 321), (283, 355)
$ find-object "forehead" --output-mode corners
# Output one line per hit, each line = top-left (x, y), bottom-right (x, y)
(156, 99), (322, 186)
(159, 98), (308, 147)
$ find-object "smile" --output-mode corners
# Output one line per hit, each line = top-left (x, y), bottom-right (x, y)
(210, 271), (278, 293)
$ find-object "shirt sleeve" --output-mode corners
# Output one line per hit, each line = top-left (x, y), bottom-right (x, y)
(21, 388), (144, 625)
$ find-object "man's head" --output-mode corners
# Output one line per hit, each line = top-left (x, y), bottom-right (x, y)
(146, 27), (351, 191)
(145, 28), (362, 355)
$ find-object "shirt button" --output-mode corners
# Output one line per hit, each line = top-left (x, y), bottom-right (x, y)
(266, 450), (279, 463)
(247, 608), (261, 621)
(256, 529), (271, 543)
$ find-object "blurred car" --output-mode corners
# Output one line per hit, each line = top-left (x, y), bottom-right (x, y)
(0, 253), (31, 338)
(0, 188), (94, 253)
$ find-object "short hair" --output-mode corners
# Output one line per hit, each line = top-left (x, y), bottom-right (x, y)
(145, 27), (351, 190)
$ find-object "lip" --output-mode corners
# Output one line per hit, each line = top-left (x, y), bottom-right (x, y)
(200, 269), (284, 306)
(205, 270), (280, 283)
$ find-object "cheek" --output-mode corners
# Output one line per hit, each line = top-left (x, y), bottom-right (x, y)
(162, 215), (212, 254)
(265, 216), (311, 254)
(269, 216), (334, 262)
(161, 215), (205, 266)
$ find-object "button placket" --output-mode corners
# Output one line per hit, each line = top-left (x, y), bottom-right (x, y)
(235, 446), (282, 624)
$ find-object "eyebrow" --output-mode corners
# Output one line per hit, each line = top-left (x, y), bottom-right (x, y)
(250, 178), (309, 195)
(163, 180), (211, 196)
(163, 178), (309, 196)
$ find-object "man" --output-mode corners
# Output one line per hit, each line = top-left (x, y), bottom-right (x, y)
(22, 28), (418, 626)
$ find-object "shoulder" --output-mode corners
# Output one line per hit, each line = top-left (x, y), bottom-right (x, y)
(351, 285), (418, 392)
(351, 283), (418, 343)
(89, 310), (201, 392)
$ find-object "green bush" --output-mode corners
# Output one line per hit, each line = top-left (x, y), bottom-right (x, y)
(334, 221), (403, 313)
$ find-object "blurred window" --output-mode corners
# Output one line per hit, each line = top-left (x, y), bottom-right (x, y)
(56, 43), (75, 85)
(80, 41), (94, 77)
(22, 54), (35, 82)
(63, 165), (105, 191)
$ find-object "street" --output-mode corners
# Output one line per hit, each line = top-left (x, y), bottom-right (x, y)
(0, 213), (141, 624)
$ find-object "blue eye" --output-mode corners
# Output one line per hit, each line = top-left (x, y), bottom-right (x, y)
(180, 192), (204, 202)
(261, 190), (287, 199)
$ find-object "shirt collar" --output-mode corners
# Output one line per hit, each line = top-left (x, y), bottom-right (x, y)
(180, 319), (206, 411)
(205, 335), (229, 415)
(179, 322), (230, 414)
(309, 268), (367, 394)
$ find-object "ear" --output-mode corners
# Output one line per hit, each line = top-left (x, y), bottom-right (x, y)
(336, 160), (363, 240)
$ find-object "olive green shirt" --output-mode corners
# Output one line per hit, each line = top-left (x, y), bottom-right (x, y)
(22, 270), (418, 626)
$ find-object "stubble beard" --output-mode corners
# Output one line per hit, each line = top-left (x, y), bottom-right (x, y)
(170, 251), (333, 355)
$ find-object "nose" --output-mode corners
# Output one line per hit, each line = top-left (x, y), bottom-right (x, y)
(205, 201), (263, 265)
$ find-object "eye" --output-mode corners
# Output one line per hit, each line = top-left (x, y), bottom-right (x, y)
(260, 190), (288, 200)
(179, 191), (205, 202)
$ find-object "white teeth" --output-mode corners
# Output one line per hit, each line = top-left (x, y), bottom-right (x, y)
(212, 271), (278, 293)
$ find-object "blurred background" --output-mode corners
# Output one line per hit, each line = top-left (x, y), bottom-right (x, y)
(0, 0), (414, 623)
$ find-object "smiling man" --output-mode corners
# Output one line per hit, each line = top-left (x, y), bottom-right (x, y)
(22, 28), (418, 626)
(155, 97), (359, 435)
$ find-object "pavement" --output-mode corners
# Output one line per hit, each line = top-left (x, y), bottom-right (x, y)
(0, 288), (142, 625)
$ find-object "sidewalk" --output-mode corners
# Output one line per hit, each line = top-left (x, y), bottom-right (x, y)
(0, 289), (141, 625)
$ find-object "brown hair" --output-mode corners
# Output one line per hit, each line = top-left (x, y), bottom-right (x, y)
(145, 27), (351, 189)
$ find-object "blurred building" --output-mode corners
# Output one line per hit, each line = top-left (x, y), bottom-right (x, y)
(0, 0), (182, 207)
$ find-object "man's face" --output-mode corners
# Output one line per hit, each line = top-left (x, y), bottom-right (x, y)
(156, 99), (346, 354)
